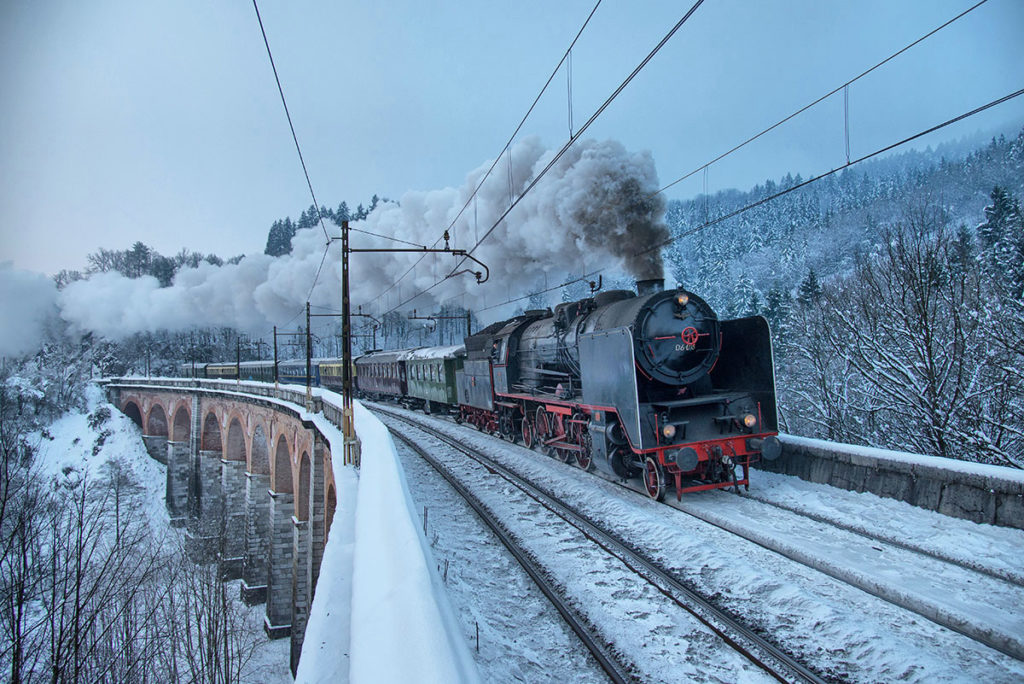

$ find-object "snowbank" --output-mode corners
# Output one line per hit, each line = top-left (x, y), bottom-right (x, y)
(296, 397), (479, 684)
(35, 384), (169, 528)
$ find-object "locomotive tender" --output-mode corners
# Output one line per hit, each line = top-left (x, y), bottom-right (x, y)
(183, 279), (779, 500)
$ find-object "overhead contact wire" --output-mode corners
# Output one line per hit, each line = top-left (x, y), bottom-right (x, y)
(654, 0), (990, 196)
(368, 0), (602, 309)
(445, 0), (997, 314)
(252, 0), (333, 245)
(253, 0), (341, 309)
(442, 0), (706, 277)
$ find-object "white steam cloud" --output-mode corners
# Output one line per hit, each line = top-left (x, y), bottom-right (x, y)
(38, 138), (667, 347)
(0, 263), (59, 357)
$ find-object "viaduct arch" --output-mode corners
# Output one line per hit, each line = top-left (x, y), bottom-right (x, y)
(105, 380), (338, 669)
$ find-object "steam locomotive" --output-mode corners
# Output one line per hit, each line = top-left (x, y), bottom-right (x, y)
(184, 279), (779, 500)
(456, 278), (779, 499)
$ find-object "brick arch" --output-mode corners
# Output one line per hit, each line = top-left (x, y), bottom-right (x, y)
(122, 401), (143, 429)
(172, 405), (191, 442)
(226, 418), (246, 462)
(201, 412), (222, 453)
(250, 424), (270, 475)
(325, 483), (337, 541)
(147, 404), (168, 437)
(296, 452), (311, 521)
(273, 435), (292, 494)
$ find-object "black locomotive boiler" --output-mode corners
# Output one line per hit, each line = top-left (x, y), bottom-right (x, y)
(457, 278), (780, 500)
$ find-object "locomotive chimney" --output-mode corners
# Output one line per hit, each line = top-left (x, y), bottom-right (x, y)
(636, 278), (664, 296)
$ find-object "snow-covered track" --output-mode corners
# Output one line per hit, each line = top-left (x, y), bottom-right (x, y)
(375, 405), (828, 684)
(387, 426), (634, 684)
(662, 488), (1024, 662)
(741, 493), (1024, 588)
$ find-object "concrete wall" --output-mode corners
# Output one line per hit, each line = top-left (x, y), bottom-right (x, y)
(758, 435), (1024, 530)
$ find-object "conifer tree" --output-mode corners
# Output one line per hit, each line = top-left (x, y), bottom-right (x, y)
(797, 269), (822, 306)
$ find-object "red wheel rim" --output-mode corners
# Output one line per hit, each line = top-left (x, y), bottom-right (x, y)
(535, 408), (549, 437)
(644, 457), (664, 500)
(576, 449), (592, 470)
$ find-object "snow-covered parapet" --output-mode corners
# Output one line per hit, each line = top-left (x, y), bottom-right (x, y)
(763, 434), (1024, 529)
(296, 399), (480, 684)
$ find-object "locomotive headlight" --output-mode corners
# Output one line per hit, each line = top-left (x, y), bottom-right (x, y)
(742, 413), (757, 428)
(662, 424), (677, 439)
(675, 293), (689, 307)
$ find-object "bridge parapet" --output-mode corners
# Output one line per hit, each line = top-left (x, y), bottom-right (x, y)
(760, 435), (1024, 530)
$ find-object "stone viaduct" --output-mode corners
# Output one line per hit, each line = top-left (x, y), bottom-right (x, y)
(103, 378), (350, 674)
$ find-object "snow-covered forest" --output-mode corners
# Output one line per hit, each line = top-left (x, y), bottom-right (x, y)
(660, 129), (1024, 467)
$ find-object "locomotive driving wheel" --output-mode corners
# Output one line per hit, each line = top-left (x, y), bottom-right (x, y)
(643, 456), (666, 502)
(498, 409), (517, 442)
(575, 438), (593, 470)
(570, 413), (593, 471)
(534, 407), (550, 453)
(521, 414), (534, 449)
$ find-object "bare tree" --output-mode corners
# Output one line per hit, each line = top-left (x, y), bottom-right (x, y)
(818, 211), (1015, 464)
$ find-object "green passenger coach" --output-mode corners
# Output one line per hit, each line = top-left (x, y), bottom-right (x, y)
(403, 345), (466, 414)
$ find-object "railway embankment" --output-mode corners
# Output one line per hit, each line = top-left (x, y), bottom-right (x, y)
(759, 436), (1024, 530)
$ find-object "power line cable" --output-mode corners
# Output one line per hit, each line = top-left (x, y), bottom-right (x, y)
(306, 245), (331, 302)
(441, 1), (999, 315)
(479, 84), (1024, 312)
(422, 0), (705, 305)
(252, 0), (333, 245)
(655, 0), (989, 196)
(378, 0), (706, 318)
(648, 85), (1024, 251)
(368, 0), (605, 308)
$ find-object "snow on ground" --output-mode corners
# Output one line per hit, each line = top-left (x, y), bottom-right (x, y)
(36, 384), (170, 535)
(393, 436), (613, 683)
(749, 468), (1024, 585)
(383, 405), (1024, 683)
(677, 486), (1024, 659)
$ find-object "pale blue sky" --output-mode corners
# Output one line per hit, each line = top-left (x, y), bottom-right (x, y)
(2, 0), (1022, 276)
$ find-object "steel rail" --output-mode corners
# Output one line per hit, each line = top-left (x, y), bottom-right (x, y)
(376, 406), (827, 684)
(387, 427), (634, 684)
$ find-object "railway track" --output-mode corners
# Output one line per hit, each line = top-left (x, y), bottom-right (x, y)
(650, 484), (1024, 662)
(739, 493), (1024, 588)
(426, 402), (1024, 663)
(374, 404), (829, 684)
(388, 428), (635, 684)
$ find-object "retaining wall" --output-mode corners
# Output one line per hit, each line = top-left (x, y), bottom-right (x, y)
(759, 435), (1024, 530)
